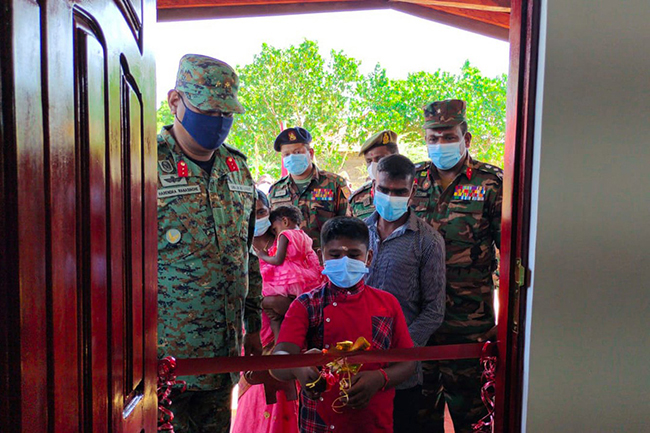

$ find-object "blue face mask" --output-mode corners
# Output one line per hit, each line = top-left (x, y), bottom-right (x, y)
(322, 256), (369, 288)
(427, 140), (466, 170)
(283, 153), (311, 176)
(373, 189), (410, 222)
(179, 98), (233, 150)
(254, 216), (271, 237)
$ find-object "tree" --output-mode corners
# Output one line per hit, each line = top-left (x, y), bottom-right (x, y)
(156, 41), (507, 183)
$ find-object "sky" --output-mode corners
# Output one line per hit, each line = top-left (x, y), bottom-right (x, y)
(152, 9), (510, 104)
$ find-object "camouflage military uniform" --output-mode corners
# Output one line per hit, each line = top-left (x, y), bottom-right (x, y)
(157, 126), (262, 430)
(268, 165), (351, 249)
(412, 156), (502, 433)
(349, 181), (375, 220)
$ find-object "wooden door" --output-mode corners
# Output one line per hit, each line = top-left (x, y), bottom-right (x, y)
(495, 0), (541, 430)
(0, 0), (158, 431)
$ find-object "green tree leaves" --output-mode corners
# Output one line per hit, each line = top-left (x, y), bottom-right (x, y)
(156, 40), (507, 180)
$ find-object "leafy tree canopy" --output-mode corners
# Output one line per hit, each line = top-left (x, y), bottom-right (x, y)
(157, 40), (507, 185)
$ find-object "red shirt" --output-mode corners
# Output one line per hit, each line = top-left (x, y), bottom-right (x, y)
(278, 281), (414, 433)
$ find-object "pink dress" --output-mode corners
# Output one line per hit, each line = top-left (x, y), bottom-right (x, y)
(259, 229), (325, 297)
(231, 229), (324, 433)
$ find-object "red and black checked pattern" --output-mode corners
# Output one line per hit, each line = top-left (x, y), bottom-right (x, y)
(371, 316), (394, 350)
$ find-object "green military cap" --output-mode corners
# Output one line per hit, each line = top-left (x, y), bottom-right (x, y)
(175, 54), (245, 114)
(358, 130), (398, 155)
(423, 99), (466, 129)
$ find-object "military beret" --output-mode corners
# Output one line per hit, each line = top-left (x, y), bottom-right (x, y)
(273, 127), (312, 151)
(175, 54), (245, 114)
(358, 130), (398, 156)
(423, 99), (466, 129)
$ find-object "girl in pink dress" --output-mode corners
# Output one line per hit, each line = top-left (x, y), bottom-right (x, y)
(232, 197), (323, 433)
(255, 204), (326, 340)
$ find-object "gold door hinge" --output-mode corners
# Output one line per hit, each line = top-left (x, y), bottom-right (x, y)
(514, 258), (526, 288)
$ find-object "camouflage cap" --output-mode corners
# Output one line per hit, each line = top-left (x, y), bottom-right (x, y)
(423, 99), (466, 129)
(359, 130), (398, 155)
(273, 127), (312, 151)
(175, 54), (245, 114)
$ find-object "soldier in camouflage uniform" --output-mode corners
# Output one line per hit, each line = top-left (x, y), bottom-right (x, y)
(268, 127), (351, 250)
(157, 54), (263, 433)
(412, 100), (502, 433)
(349, 130), (400, 220)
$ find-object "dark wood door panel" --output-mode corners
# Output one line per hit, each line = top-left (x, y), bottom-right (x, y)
(2, 0), (157, 431)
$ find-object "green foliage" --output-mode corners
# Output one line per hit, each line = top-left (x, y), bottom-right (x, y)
(156, 41), (507, 182)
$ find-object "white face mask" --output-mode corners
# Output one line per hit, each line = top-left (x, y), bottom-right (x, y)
(367, 161), (379, 181)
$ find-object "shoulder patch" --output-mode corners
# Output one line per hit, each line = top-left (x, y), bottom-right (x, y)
(414, 160), (431, 172)
(322, 170), (348, 186)
(475, 161), (503, 180)
(349, 182), (372, 200)
(223, 144), (247, 160)
(269, 175), (290, 190)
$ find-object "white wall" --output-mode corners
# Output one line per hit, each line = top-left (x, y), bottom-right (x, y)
(524, 0), (650, 431)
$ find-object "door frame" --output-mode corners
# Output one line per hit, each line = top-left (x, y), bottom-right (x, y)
(495, 0), (541, 430)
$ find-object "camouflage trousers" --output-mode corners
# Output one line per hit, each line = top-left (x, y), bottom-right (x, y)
(418, 358), (487, 433)
(169, 380), (234, 433)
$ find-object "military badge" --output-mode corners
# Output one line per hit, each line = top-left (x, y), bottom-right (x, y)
(466, 167), (473, 180)
(226, 156), (239, 172)
(312, 189), (334, 201)
(453, 185), (485, 201)
(288, 131), (297, 142)
(159, 160), (174, 173)
(382, 132), (389, 144)
(177, 160), (189, 178)
(165, 228), (181, 244)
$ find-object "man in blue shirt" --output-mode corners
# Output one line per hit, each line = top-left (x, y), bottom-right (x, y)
(364, 154), (446, 433)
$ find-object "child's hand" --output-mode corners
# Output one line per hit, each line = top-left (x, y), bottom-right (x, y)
(346, 370), (385, 409)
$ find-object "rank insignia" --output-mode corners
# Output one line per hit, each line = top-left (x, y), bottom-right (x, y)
(288, 131), (297, 141)
(382, 132), (389, 144)
(159, 160), (174, 173)
(453, 185), (485, 201)
(226, 156), (239, 172)
(165, 228), (181, 244)
(466, 167), (473, 180)
(177, 160), (189, 178)
(312, 188), (334, 201)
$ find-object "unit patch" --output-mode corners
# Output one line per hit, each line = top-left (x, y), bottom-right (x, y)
(165, 229), (181, 245)
(453, 185), (485, 201)
(159, 160), (174, 173)
(159, 173), (188, 188)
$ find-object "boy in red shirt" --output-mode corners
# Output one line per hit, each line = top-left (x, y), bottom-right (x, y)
(271, 216), (415, 433)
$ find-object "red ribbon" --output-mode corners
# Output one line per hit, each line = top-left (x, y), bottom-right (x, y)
(173, 343), (491, 377)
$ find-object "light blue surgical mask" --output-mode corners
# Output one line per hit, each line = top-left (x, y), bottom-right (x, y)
(254, 216), (271, 237)
(427, 140), (466, 170)
(178, 97), (233, 150)
(283, 153), (311, 176)
(373, 189), (410, 222)
(322, 256), (369, 288)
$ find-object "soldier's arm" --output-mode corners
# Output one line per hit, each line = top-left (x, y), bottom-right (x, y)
(337, 182), (352, 217)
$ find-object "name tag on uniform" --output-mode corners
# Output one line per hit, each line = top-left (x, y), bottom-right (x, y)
(273, 188), (288, 198)
(157, 185), (201, 199)
(159, 173), (188, 188)
(453, 185), (485, 201)
(227, 181), (254, 194)
(312, 188), (334, 201)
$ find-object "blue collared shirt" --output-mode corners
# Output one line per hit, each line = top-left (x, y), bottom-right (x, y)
(365, 210), (446, 388)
